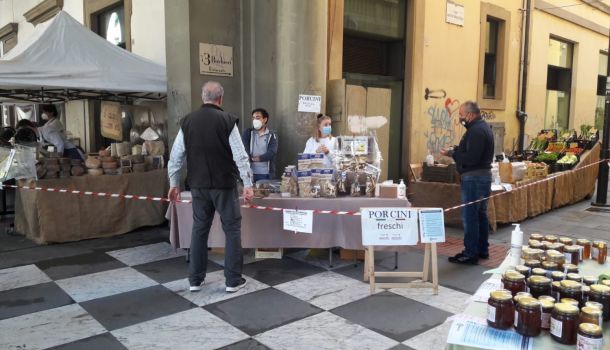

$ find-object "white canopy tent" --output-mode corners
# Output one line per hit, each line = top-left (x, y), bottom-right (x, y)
(0, 11), (166, 103)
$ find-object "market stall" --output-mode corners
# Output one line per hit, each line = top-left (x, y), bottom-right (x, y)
(410, 129), (601, 230)
(447, 234), (610, 349)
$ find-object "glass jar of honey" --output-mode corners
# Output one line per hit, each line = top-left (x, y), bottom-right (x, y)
(539, 295), (556, 303)
(540, 241), (551, 251)
(559, 237), (573, 246)
(561, 298), (580, 307)
(589, 284), (610, 321)
(522, 248), (543, 262)
(580, 306), (603, 326)
(550, 302), (579, 345)
(502, 271), (526, 296)
(549, 243), (565, 253)
(527, 276), (552, 299)
(577, 323), (603, 350)
(531, 268), (547, 277)
(584, 276), (598, 286)
(530, 233), (544, 241)
(515, 297), (542, 337)
(540, 299), (554, 330)
(541, 262), (558, 275)
(562, 264), (578, 275)
(582, 286), (591, 304)
(529, 240), (543, 250)
(585, 301), (604, 325)
(560, 280), (583, 305)
(577, 239), (591, 261)
(515, 265), (530, 278)
(546, 250), (566, 269)
(567, 273), (583, 283)
(552, 281), (562, 301)
(551, 271), (565, 282)
(564, 245), (581, 265)
(487, 290), (514, 329)
(545, 235), (558, 243)
(592, 241), (607, 264)
(525, 259), (541, 271)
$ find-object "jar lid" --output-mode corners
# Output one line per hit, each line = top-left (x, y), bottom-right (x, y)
(560, 298), (580, 307)
(545, 235), (558, 241)
(516, 265), (530, 274)
(490, 290), (513, 301)
(593, 240), (606, 246)
(565, 245), (580, 253)
(581, 306), (602, 317)
(518, 297), (541, 309)
(560, 280), (582, 290)
(531, 268), (548, 276)
(559, 237), (573, 244)
(576, 239), (591, 244)
(503, 271), (525, 281)
(542, 261), (558, 269)
(584, 276), (598, 284)
(530, 233), (544, 240)
(546, 249), (562, 256)
(563, 264), (578, 272)
(552, 281), (562, 288)
(514, 293), (532, 303)
(583, 286), (591, 293)
(551, 271), (565, 279)
(602, 280), (610, 287)
(585, 301), (604, 310)
(554, 302), (579, 315)
(590, 284), (610, 295)
(528, 275), (551, 285)
(548, 243), (565, 251)
(539, 295), (556, 303)
(567, 273), (582, 281)
(529, 240), (542, 247)
(525, 259), (541, 266)
(540, 299), (554, 309)
(579, 323), (602, 336)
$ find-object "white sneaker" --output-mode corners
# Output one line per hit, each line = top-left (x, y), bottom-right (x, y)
(189, 281), (204, 292)
(225, 278), (247, 293)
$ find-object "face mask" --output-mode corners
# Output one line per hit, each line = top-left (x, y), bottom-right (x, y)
(321, 126), (332, 135)
(41, 113), (49, 121)
(253, 119), (263, 130)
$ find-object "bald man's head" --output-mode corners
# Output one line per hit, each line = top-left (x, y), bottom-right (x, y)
(201, 81), (224, 105)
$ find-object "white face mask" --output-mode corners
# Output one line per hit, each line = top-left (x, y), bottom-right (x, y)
(253, 119), (263, 130)
(41, 113), (49, 121)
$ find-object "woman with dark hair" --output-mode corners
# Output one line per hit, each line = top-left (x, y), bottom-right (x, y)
(303, 114), (336, 167)
(38, 104), (83, 160)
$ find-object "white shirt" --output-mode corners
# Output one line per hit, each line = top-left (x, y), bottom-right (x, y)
(38, 118), (76, 153)
(303, 136), (337, 167)
(167, 125), (253, 188)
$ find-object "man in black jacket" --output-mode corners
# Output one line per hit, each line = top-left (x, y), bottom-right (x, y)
(441, 101), (494, 265)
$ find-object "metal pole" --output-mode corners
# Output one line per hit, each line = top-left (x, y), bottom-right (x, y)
(592, 28), (610, 206)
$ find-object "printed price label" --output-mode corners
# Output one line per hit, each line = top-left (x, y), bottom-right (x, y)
(550, 317), (563, 338)
(487, 305), (496, 323)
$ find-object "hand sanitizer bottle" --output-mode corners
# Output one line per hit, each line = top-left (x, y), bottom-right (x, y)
(397, 179), (406, 199)
(509, 224), (523, 267)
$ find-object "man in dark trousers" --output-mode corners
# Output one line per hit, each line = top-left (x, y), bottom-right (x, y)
(242, 108), (278, 183)
(168, 81), (254, 292)
(441, 101), (494, 265)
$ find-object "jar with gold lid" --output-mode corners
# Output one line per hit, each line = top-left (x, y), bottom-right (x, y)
(541, 262), (558, 274)
(550, 302), (579, 345)
(530, 233), (544, 241)
(602, 280), (610, 288)
(586, 301), (604, 311)
(589, 284), (610, 321)
(552, 281), (562, 301)
(539, 295), (556, 303)
(577, 323), (603, 350)
(524, 260), (541, 271)
(582, 285), (591, 304)
(551, 271), (565, 282)
(527, 276), (552, 299)
(562, 263), (578, 274)
(540, 299), (554, 330)
(545, 235), (558, 243)
(531, 268), (548, 277)
(546, 250), (566, 267)
(549, 242), (565, 253)
(577, 239), (591, 261)
(567, 273), (583, 283)
(584, 276), (598, 286)
(559, 237), (573, 246)
(592, 241), (607, 264)
(522, 248), (543, 262)
(515, 297), (542, 337)
(515, 265), (530, 278)
(580, 306), (603, 326)
(564, 245), (581, 265)
(560, 280), (583, 305)
(487, 290), (514, 329)
(561, 298), (580, 307)
(529, 240), (543, 250)
(502, 271), (526, 296)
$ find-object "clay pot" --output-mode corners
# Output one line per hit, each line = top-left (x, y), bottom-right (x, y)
(87, 168), (103, 176)
(85, 158), (101, 169)
(71, 166), (85, 176)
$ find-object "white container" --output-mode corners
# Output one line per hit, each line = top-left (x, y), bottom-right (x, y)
(509, 223), (523, 267)
(397, 179), (407, 199)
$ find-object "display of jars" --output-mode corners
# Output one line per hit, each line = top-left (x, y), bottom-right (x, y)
(580, 306), (603, 327)
(567, 273), (583, 283)
(502, 271), (526, 296)
(531, 268), (548, 277)
(515, 265), (530, 278)
(487, 290), (514, 330)
(564, 245), (581, 265)
(540, 299), (554, 330)
(562, 263), (579, 274)
(550, 302), (580, 345)
(560, 280), (583, 305)
(527, 276), (552, 299)
(584, 276), (598, 286)
(592, 241), (607, 264)
(551, 271), (566, 282)
(577, 323), (603, 350)
(559, 237), (574, 246)
(577, 239), (591, 261)
(588, 284), (610, 321)
(515, 297), (542, 337)
(545, 235), (558, 243)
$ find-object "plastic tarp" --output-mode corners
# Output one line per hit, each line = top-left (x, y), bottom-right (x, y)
(0, 11), (166, 94)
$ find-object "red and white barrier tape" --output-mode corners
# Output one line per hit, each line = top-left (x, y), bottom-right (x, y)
(4, 158), (608, 216)
(443, 159), (610, 213)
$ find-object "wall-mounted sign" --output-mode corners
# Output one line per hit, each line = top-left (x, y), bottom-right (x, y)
(100, 101), (122, 141)
(297, 94), (322, 113)
(446, 1), (465, 26)
(199, 43), (233, 77)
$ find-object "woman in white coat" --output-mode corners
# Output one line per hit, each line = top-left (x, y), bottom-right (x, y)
(303, 114), (336, 167)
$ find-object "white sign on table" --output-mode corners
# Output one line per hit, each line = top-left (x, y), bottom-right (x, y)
(361, 208), (419, 246)
(419, 208), (446, 243)
(297, 94), (322, 113)
(283, 209), (313, 234)
(446, 1), (465, 26)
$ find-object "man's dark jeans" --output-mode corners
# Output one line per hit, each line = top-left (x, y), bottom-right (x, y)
(460, 175), (492, 259)
(189, 187), (243, 287)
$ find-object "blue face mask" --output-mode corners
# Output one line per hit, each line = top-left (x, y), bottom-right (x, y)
(321, 126), (332, 135)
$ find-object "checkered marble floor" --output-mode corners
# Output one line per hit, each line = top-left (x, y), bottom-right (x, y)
(0, 236), (483, 350)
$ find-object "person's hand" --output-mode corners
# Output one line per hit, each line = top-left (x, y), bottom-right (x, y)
(318, 145), (329, 154)
(243, 186), (254, 203)
(168, 187), (181, 202)
(252, 156), (261, 162)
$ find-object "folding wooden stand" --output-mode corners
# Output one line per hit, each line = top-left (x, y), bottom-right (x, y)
(363, 243), (439, 295)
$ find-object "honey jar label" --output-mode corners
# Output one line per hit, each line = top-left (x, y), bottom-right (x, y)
(550, 317), (563, 338)
(564, 252), (572, 263)
(578, 246), (584, 261)
(541, 312), (551, 329)
(514, 310), (519, 327)
(487, 305), (496, 323)
(592, 247), (599, 260)
(577, 334), (603, 350)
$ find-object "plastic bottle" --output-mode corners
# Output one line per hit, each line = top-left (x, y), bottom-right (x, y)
(397, 179), (406, 199)
(426, 151), (434, 166)
(509, 224), (524, 267)
(502, 152), (509, 163)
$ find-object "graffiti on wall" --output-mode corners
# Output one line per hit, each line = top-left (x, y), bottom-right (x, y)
(424, 97), (461, 156)
(481, 110), (496, 120)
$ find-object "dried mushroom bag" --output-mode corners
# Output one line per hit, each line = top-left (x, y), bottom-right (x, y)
(297, 170), (312, 198)
(297, 153), (311, 171)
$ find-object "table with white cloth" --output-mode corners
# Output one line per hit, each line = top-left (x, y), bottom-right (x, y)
(166, 192), (410, 249)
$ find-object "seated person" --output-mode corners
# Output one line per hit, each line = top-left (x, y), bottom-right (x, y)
(303, 114), (336, 167)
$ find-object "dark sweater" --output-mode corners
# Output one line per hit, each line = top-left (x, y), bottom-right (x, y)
(452, 118), (494, 175)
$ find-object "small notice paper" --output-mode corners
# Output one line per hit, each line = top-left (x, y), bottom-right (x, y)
(470, 277), (503, 303)
(419, 208), (446, 243)
(283, 209), (313, 234)
(447, 315), (532, 350)
(297, 94), (322, 113)
(361, 208), (419, 246)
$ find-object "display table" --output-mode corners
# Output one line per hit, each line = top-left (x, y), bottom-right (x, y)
(447, 254), (610, 349)
(167, 194), (410, 249)
(410, 143), (600, 230)
(15, 169), (168, 244)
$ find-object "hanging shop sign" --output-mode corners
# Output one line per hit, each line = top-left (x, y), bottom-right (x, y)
(199, 43), (234, 77)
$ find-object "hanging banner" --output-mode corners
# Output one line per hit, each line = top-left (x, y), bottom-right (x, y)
(100, 101), (122, 141)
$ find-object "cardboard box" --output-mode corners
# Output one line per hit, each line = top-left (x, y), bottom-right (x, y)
(379, 184), (398, 198)
(255, 248), (283, 259)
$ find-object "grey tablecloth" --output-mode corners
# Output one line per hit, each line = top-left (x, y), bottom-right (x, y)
(167, 193), (410, 249)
